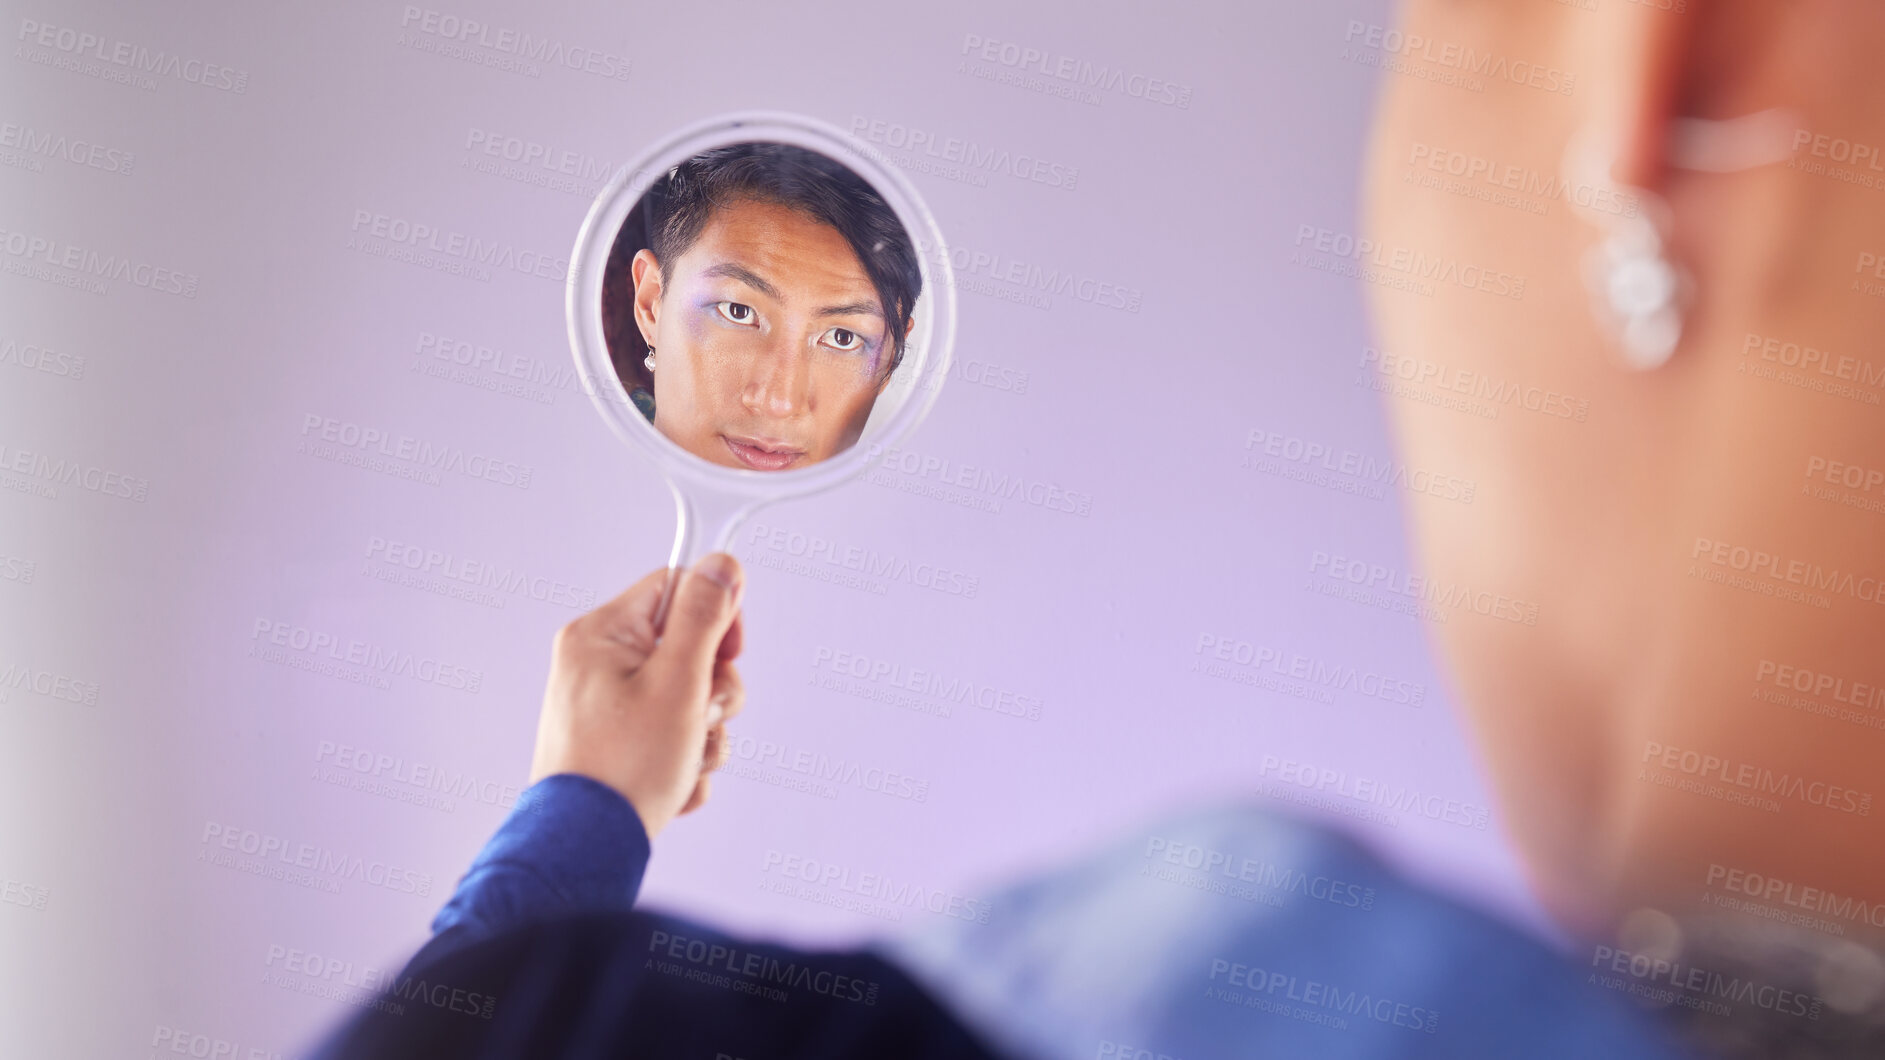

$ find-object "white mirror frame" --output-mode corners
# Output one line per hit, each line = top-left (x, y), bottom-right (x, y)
(566, 110), (958, 622)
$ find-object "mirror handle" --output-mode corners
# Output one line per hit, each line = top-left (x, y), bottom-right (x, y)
(651, 480), (763, 633)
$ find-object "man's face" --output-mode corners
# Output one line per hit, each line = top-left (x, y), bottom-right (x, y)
(635, 198), (899, 472)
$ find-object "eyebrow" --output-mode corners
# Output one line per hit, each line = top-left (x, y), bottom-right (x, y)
(700, 261), (883, 320)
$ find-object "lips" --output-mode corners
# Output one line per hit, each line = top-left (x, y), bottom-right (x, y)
(721, 434), (806, 472)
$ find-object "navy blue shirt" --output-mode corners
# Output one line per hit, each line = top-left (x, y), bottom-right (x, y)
(311, 776), (1701, 1060)
(308, 774), (1012, 1059)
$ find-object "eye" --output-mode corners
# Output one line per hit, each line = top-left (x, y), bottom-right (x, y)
(821, 326), (865, 353)
(715, 301), (757, 326)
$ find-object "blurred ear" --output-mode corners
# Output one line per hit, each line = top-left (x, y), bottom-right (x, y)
(631, 248), (663, 346)
(1578, 1), (1698, 190)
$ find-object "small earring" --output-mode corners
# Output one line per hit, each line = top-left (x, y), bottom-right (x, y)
(1562, 136), (1688, 371)
(644, 346), (656, 372)
(1562, 108), (1800, 372)
(1583, 194), (1687, 371)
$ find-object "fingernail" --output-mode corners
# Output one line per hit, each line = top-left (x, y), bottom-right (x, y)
(706, 700), (726, 727)
(694, 553), (741, 599)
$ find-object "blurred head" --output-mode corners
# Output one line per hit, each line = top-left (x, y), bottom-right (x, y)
(629, 143), (921, 472)
(1364, 0), (1885, 936)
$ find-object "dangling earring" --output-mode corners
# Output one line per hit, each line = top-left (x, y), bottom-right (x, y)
(644, 345), (656, 372)
(1583, 192), (1687, 371)
(1563, 107), (1800, 372)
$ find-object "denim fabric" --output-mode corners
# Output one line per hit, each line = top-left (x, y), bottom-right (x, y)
(872, 802), (1701, 1060)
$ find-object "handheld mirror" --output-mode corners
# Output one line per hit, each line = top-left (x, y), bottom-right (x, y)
(567, 111), (957, 625)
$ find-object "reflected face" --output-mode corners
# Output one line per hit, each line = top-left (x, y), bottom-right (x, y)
(633, 198), (901, 472)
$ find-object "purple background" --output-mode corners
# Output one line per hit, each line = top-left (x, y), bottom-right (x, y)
(0, 1), (1548, 1055)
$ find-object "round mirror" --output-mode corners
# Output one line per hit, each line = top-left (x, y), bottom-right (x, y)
(567, 111), (957, 616)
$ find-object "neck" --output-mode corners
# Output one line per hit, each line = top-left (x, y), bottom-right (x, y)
(1583, 286), (1885, 940)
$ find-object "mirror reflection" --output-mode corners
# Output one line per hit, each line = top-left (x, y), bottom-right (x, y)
(601, 142), (923, 472)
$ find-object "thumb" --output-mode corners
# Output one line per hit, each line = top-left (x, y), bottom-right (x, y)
(647, 553), (743, 699)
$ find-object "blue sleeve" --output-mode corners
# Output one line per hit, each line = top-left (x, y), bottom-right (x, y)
(409, 773), (652, 969)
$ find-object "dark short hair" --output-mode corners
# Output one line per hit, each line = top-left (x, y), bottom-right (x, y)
(602, 142), (922, 391)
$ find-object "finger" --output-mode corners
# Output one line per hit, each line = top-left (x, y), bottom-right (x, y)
(587, 566), (672, 623)
(573, 567), (670, 645)
(645, 554), (743, 699)
(717, 608), (744, 663)
(709, 660), (745, 724)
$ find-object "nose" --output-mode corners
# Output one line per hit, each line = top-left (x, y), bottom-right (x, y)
(741, 338), (813, 420)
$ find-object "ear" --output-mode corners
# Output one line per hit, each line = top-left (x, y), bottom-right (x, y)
(1577, 0), (1706, 190)
(631, 248), (663, 346)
